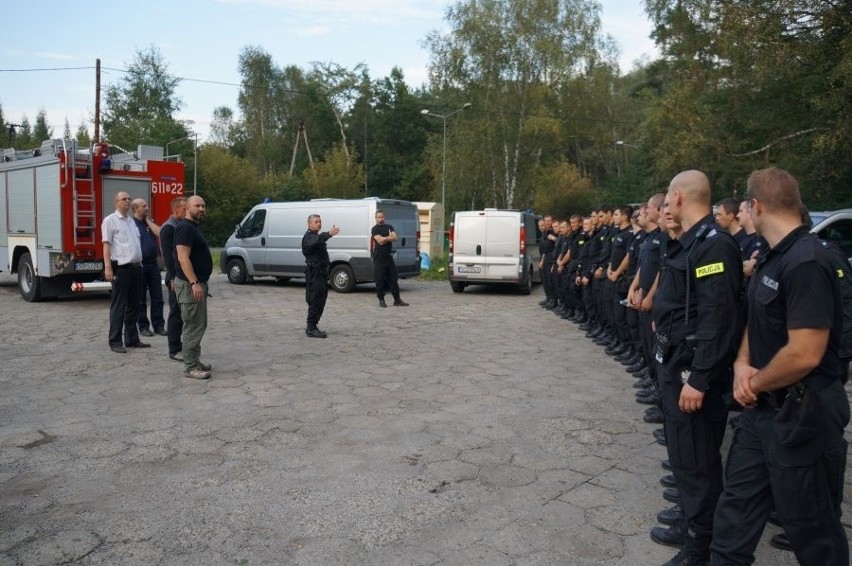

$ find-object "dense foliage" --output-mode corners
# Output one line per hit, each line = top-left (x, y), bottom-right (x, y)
(2, 0), (848, 246)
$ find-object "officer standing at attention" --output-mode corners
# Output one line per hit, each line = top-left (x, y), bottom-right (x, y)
(711, 168), (849, 565)
(651, 170), (743, 565)
(538, 215), (558, 309)
(371, 210), (409, 308)
(102, 191), (149, 353)
(302, 214), (340, 338)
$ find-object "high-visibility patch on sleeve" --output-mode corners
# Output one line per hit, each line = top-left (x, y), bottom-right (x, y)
(695, 262), (725, 278)
(839, 268), (845, 279)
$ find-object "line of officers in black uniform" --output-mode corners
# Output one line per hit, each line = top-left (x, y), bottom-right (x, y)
(536, 168), (851, 566)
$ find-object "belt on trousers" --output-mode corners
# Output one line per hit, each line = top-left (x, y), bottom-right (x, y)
(113, 261), (142, 269)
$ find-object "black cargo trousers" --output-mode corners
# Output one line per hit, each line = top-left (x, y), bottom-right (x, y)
(658, 343), (728, 544)
(305, 263), (329, 329)
(373, 256), (400, 301)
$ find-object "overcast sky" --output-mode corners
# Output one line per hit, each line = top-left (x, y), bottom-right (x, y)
(0, 0), (657, 142)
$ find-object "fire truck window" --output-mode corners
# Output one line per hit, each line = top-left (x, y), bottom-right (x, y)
(243, 209), (266, 238)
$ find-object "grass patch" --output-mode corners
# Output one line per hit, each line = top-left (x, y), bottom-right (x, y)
(417, 255), (449, 281)
(212, 249), (221, 268)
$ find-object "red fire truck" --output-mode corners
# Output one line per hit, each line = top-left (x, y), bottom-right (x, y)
(0, 139), (186, 301)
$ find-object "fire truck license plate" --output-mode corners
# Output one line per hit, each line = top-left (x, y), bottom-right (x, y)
(75, 261), (103, 271)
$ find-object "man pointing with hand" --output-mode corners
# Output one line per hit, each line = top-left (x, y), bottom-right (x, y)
(302, 214), (339, 338)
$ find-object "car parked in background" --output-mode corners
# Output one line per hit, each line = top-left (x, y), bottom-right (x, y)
(809, 208), (852, 261)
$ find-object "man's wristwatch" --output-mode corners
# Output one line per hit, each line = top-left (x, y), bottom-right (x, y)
(191, 281), (199, 287)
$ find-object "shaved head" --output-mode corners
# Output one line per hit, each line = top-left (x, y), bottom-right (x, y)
(666, 170), (712, 230)
(668, 170), (711, 207)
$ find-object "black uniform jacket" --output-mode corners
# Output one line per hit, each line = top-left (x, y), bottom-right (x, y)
(652, 215), (744, 391)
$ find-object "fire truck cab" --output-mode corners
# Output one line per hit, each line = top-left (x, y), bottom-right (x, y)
(0, 139), (186, 301)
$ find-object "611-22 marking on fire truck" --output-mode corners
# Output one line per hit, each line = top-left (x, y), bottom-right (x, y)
(151, 181), (185, 195)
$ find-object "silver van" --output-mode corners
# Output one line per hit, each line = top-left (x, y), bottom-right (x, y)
(220, 198), (420, 292)
(810, 208), (852, 262)
(448, 209), (541, 294)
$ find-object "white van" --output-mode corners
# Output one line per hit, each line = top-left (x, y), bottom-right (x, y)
(448, 209), (541, 294)
(220, 198), (420, 292)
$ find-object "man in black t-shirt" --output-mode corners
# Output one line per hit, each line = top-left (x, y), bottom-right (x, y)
(174, 195), (213, 380)
(711, 168), (849, 565)
(371, 210), (408, 308)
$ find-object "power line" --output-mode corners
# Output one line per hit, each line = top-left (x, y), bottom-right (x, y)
(2, 64), (639, 125)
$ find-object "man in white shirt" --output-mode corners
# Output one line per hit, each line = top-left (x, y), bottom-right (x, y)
(102, 191), (149, 353)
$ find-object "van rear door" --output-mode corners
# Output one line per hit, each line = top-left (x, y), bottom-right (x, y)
(453, 212), (487, 276)
(483, 212), (521, 278)
(380, 202), (420, 276)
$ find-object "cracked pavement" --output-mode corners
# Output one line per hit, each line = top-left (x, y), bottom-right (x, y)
(0, 274), (846, 564)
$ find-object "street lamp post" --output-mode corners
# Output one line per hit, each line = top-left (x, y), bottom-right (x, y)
(615, 140), (638, 179)
(165, 133), (198, 195)
(420, 102), (472, 211)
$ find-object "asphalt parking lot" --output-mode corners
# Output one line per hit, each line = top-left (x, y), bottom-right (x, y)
(0, 273), (845, 564)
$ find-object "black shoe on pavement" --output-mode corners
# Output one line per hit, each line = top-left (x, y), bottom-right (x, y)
(634, 376), (655, 389)
(538, 298), (549, 306)
(545, 301), (558, 310)
(663, 487), (681, 504)
(379, 299), (388, 308)
(769, 533), (793, 552)
(632, 368), (651, 379)
(110, 345), (127, 354)
(616, 350), (636, 363)
(653, 428), (667, 446)
(660, 474), (677, 488)
(126, 341), (151, 348)
(637, 392), (661, 405)
(169, 352), (184, 362)
(305, 327), (328, 338)
(663, 536), (710, 566)
(657, 504), (683, 526)
(154, 327), (168, 336)
(643, 408), (664, 424)
(627, 361), (647, 373)
(139, 328), (154, 337)
(650, 519), (686, 548)
(578, 323), (592, 332)
(662, 458), (673, 471)
(393, 299), (409, 306)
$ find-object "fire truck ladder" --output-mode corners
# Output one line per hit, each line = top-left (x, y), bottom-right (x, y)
(64, 140), (97, 247)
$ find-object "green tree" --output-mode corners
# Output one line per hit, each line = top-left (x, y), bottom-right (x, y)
(75, 119), (92, 147)
(15, 117), (33, 149)
(425, 0), (614, 211)
(641, 0), (852, 205)
(102, 45), (188, 149)
(32, 108), (53, 145)
(351, 67), (431, 200)
(198, 144), (270, 245)
(303, 143), (366, 198)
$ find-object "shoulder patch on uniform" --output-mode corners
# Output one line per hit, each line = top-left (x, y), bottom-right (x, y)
(706, 228), (718, 238)
(839, 268), (845, 279)
(695, 262), (725, 278)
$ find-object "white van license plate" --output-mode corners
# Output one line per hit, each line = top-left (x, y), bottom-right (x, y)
(458, 265), (482, 273)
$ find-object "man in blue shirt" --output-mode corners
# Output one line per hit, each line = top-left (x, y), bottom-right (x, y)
(131, 199), (165, 337)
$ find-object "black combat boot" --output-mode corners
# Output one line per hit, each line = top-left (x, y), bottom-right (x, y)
(662, 527), (711, 565)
